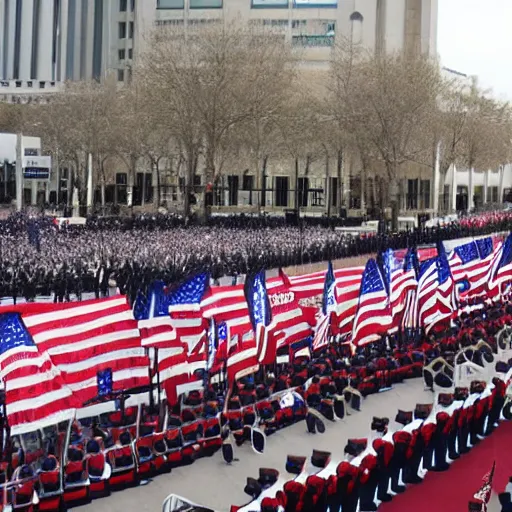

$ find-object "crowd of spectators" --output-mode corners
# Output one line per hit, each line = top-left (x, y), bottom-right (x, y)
(0, 210), (511, 304)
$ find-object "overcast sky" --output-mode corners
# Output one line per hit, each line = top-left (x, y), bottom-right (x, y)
(438, 0), (512, 100)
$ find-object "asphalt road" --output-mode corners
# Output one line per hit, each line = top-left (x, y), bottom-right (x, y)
(76, 379), (433, 512)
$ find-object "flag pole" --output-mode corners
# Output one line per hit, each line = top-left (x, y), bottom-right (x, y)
(155, 348), (161, 408)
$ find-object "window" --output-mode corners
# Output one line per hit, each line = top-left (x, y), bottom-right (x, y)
(120, 0), (127, 11)
(474, 185), (484, 208)
(131, 0), (135, 11)
(262, 19), (288, 27)
(242, 174), (254, 191)
(330, 177), (338, 207)
(117, 68), (125, 81)
(189, 0), (223, 8)
(193, 174), (201, 192)
(488, 186), (499, 203)
(298, 177), (309, 208)
(227, 176), (239, 206)
(128, 48), (133, 59)
(252, 0), (288, 7)
(129, 21), (134, 38)
(155, 19), (184, 26)
(407, 179), (418, 210)
(292, 20), (307, 29)
(420, 180), (430, 209)
(274, 176), (289, 207)
(292, 35), (334, 47)
(118, 22), (126, 38)
(157, 0), (185, 8)
(118, 49), (126, 60)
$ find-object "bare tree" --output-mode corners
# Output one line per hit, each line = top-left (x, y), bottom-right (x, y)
(140, 22), (294, 219)
(329, 42), (444, 230)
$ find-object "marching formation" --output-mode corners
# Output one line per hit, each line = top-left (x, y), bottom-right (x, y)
(1, 228), (512, 510)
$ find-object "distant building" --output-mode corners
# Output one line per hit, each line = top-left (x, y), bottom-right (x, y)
(0, 133), (52, 206)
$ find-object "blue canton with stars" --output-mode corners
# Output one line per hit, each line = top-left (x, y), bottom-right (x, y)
(148, 281), (169, 318)
(455, 241), (479, 264)
(437, 250), (452, 285)
(499, 233), (512, 270)
(97, 368), (113, 396)
(0, 313), (36, 355)
(360, 259), (386, 296)
(380, 249), (399, 295)
(404, 247), (419, 277)
(246, 271), (271, 331)
(206, 317), (217, 371)
(322, 261), (336, 315)
(419, 258), (436, 280)
(218, 322), (227, 342)
(476, 237), (493, 260)
(133, 290), (149, 321)
(168, 273), (209, 306)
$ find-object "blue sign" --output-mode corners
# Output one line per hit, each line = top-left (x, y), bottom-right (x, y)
(24, 168), (50, 180)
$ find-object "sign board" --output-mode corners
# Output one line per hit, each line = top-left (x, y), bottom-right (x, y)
(22, 156), (51, 180)
(23, 168), (50, 180)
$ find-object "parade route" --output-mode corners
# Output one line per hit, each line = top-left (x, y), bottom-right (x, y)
(78, 379), (432, 512)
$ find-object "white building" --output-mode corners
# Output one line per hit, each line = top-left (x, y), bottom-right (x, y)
(0, 132), (52, 207)
(1, 0), (437, 90)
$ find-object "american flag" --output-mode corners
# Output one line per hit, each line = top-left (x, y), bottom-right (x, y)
(351, 259), (392, 347)
(312, 261), (336, 351)
(167, 273), (209, 358)
(416, 247), (456, 332)
(134, 282), (177, 348)
(245, 270), (274, 364)
(448, 237), (494, 302)
(22, 296), (149, 410)
(201, 271), (312, 353)
(491, 233), (512, 298)
(401, 249), (420, 330)
(267, 271), (314, 350)
(473, 461), (495, 511)
(381, 248), (418, 332)
(133, 285), (191, 401)
(287, 267), (364, 338)
(0, 312), (77, 434)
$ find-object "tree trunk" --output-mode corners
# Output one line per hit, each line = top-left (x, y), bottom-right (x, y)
(155, 159), (161, 211)
(203, 144), (215, 221)
(337, 149), (343, 210)
(294, 158), (299, 212)
(260, 156), (268, 215)
(388, 169), (399, 232)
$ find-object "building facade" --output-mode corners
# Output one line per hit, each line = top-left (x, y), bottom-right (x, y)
(1, 0), (446, 216)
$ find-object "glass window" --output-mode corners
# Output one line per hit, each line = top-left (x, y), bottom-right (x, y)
(252, 0), (288, 7)
(189, 0), (223, 8)
(157, 0), (185, 8)
(128, 48), (133, 59)
(275, 176), (289, 207)
(291, 35), (334, 47)
(242, 175), (254, 191)
(118, 22), (126, 38)
(118, 49), (126, 60)
(120, 0), (127, 11)
(117, 68), (125, 82)
(129, 21), (134, 38)
(131, 0), (135, 10)
(420, 179), (430, 210)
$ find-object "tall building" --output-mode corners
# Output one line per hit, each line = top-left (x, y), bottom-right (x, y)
(0, 0), (137, 101)
(0, 0), (438, 89)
